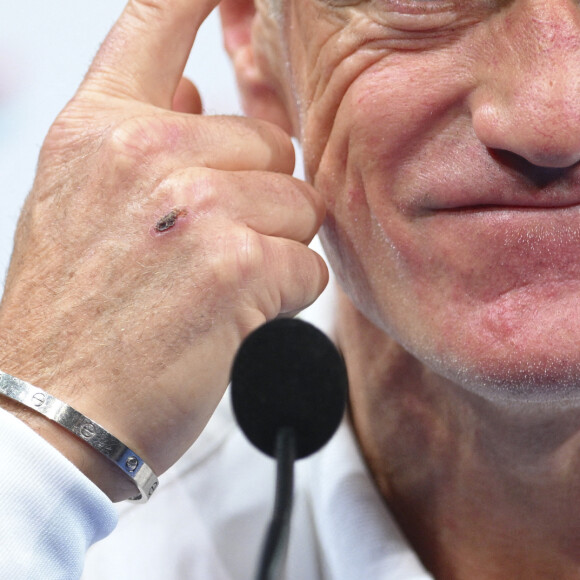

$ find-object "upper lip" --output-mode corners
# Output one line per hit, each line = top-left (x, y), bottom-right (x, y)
(431, 200), (580, 212)
(395, 136), (580, 216)
(415, 168), (580, 214)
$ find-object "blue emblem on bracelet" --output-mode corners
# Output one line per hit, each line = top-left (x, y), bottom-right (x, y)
(118, 448), (143, 476)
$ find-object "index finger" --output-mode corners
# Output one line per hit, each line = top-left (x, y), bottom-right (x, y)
(82, 0), (219, 107)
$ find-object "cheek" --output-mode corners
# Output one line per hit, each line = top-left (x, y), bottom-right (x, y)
(312, 61), (454, 322)
(311, 51), (512, 370)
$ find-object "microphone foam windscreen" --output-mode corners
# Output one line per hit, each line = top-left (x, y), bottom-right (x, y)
(231, 318), (348, 459)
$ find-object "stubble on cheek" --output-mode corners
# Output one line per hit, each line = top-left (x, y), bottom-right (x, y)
(284, 2), (580, 398)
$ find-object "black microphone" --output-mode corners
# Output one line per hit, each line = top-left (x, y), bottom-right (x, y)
(230, 318), (348, 580)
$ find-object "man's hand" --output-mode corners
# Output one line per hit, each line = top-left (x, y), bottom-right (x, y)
(0, 0), (327, 500)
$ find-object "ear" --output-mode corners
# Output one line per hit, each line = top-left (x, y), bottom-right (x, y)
(219, 0), (295, 135)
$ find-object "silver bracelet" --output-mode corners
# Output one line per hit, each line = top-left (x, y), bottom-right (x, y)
(0, 370), (158, 502)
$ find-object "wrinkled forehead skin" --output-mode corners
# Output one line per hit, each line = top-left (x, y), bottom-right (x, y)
(254, 0), (580, 403)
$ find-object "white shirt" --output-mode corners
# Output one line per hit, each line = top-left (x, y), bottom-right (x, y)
(0, 407), (116, 579)
(0, 397), (433, 579)
(82, 395), (433, 579)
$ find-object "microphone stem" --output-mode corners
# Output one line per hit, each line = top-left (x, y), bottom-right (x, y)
(256, 427), (296, 580)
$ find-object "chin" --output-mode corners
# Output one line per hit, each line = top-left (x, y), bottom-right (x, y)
(375, 290), (580, 407)
(435, 354), (580, 406)
(415, 321), (580, 406)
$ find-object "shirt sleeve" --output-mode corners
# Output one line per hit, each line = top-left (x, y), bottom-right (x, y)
(0, 406), (118, 579)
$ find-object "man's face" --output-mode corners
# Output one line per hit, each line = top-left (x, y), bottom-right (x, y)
(264, 0), (580, 400)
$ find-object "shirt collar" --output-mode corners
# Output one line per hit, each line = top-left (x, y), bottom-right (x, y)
(304, 420), (434, 579)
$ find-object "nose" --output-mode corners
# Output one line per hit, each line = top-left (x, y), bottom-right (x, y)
(470, 0), (580, 169)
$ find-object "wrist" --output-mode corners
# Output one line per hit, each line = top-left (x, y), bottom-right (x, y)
(0, 372), (157, 502)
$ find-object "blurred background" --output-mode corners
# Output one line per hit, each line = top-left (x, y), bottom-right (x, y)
(0, 0), (334, 330)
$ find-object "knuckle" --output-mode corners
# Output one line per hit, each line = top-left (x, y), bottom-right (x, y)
(151, 167), (223, 216)
(182, 167), (222, 214)
(209, 229), (266, 291)
(105, 114), (181, 172)
(235, 232), (266, 283)
(107, 116), (156, 165)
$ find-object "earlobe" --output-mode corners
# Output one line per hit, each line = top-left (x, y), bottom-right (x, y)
(219, 0), (295, 135)
(219, 0), (254, 56)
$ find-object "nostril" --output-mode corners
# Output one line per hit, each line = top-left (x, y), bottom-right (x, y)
(489, 149), (572, 188)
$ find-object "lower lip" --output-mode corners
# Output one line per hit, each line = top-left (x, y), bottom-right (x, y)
(416, 205), (580, 271)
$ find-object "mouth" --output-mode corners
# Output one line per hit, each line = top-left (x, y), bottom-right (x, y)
(402, 148), (580, 217)
(418, 202), (580, 240)
(430, 201), (580, 214)
(406, 192), (580, 263)
(413, 179), (580, 217)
